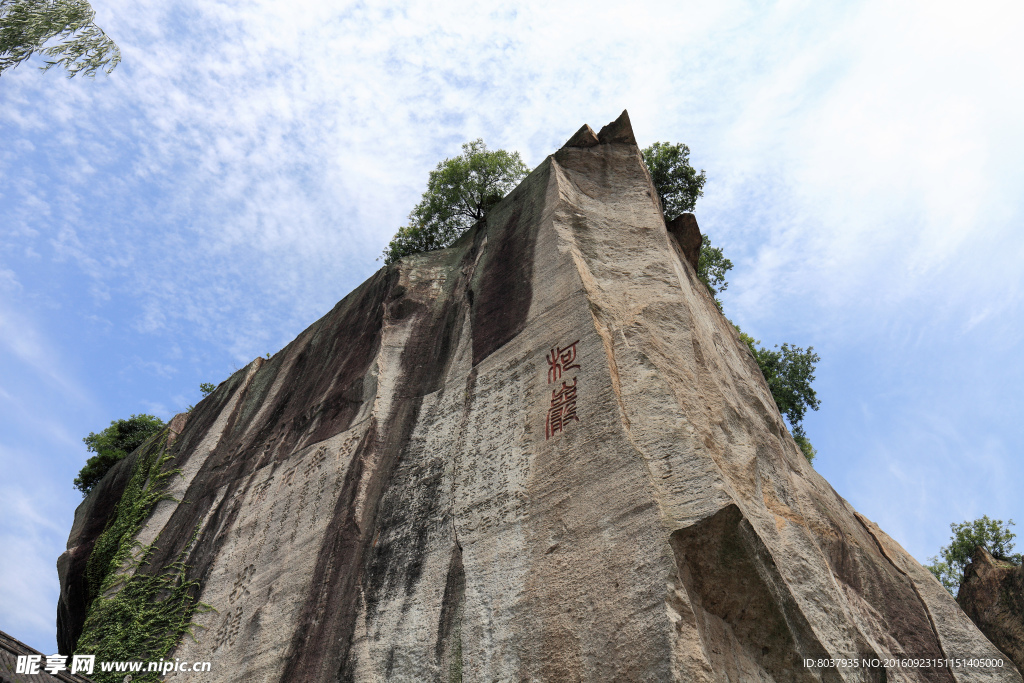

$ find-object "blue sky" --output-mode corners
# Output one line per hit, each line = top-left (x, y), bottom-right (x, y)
(2, 0), (1022, 656)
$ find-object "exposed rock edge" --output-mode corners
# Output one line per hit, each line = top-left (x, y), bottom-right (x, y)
(959, 547), (1024, 675)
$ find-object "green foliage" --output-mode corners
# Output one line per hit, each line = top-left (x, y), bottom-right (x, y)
(83, 430), (177, 610)
(382, 139), (529, 265)
(74, 414), (165, 496)
(697, 234), (733, 310)
(0, 0), (120, 77)
(791, 428), (817, 464)
(199, 382), (216, 397)
(926, 516), (1021, 595)
(738, 329), (821, 463)
(750, 342), (821, 429)
(79, 545), (209, 682)
(77, 430), (210, 681)
(641, 141), (707, 221)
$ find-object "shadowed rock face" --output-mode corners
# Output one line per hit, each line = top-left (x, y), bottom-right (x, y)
(58, 111), (1021, 682)
(959, 547), (1024, 674)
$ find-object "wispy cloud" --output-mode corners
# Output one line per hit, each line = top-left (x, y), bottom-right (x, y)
(0, 450), (73, 652)
(2, 0), (1019, 359)
(0, 303), (90, 404)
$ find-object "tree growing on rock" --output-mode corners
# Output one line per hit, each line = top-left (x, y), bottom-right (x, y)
(641, 142), (728, 305)
(641, 141), (707, 221)
(738, 332), (820, 462)
(382, 139), (529, 265)
(696, 234), (733, 310)
(927, 516), (1021, 594)
(641, 141), (821, 463)
(74, 413), (164, 495)
(1, 0), (120, 77)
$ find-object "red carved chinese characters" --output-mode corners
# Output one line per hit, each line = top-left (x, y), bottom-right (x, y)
(545, 340), (582, 439)
(546, 378), (579, 439)
(547, 340), (581, 383)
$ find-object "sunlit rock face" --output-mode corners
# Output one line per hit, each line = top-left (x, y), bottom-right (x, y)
(958, 547), (1024, 675)
(58, 112), (1020, 682)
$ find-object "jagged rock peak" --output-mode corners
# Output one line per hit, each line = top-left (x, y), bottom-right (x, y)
(596, 109), (636, 145)
(562, 123), (600, 149)
(562, 110), (636, 149)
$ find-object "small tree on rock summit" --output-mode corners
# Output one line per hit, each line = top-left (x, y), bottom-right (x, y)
(382, 139), (529, 265)
(74, 413), (164, 495)
(927, 516), (1021, 594)
(641, 141), (707, 221)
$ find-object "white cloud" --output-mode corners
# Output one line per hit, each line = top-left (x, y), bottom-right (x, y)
(0, 303), (91, 405)
(4, 0), (1018, 360)
(0, 465), (69, 654)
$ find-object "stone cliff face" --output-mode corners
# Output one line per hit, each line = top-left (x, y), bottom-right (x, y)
(958, 547), (1024, 675)
(58, 112), (1020, 682)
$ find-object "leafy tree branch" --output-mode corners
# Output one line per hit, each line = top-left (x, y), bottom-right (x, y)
(74, 414), (164, 495)
(1, 0), (120, 77)
(927, 516), (1021, 594)
(382, 139), (529, 265)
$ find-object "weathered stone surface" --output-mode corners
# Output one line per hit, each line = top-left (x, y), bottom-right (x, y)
(596, 108), (636, 145)
(959, 547), (1024, 674)
(58, 112), (1021, 681)
(667, 212), (702, 271)
(562, 123), (600, 149)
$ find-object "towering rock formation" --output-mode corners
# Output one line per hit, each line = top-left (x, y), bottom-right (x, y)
(958, 547), (1024, 674)
(59, 112), (1020, 681)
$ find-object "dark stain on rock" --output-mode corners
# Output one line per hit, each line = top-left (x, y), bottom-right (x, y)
(435, 544), (465, 670)
(124, 269), (398, 604)
(280, 421), (383, 683)
(284, 245), (476, 681)
(471, 205), (536, 366)
(362, 448), (447, 612)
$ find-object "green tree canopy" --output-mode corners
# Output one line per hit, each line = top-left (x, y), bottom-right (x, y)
(697, 234), (733, 310)
(641, 141), (707, 221)
(382, 139), (529, 265)
(74, 413), (164, 495)
(737, 331), (821, 463)
(1, 0), (119, 77)
(927, 516), (1021, 594)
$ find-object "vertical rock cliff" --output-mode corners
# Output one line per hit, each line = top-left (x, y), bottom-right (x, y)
(958, 548), (1024, 674)
(58, 112), (1020, 682)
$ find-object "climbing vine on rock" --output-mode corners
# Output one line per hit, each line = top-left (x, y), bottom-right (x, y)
(76, 428), (210, 682)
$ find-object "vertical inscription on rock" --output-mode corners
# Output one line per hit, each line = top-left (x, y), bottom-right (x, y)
(229, 565), (256, 604)
(545, 340), (581, 439)
(213, 606), (243, 651)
